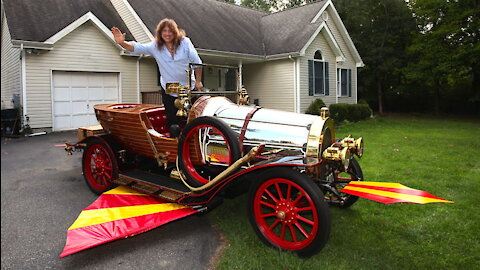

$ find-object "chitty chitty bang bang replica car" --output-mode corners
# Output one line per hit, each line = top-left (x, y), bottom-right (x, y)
(62, 63), (450, 258)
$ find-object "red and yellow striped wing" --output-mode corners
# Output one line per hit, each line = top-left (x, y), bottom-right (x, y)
(341, 181), (453, 204)
(60, 186), (197, 258)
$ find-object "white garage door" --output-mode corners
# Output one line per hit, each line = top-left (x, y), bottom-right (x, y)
(53, 71), (119, 131)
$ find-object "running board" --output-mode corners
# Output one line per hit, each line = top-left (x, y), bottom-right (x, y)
(113, 170), (191, 201)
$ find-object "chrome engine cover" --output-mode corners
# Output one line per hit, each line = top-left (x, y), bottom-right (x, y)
(190, 96), (335, 165)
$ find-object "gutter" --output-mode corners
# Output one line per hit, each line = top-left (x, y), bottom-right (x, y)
(136, 54), (144, 103)
(20, 44), (27, 124)
(288, 55), (300, 113)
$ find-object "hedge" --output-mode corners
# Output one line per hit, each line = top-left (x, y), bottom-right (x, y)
(305, 98), (327, 116)
(329, 103), (371, 123)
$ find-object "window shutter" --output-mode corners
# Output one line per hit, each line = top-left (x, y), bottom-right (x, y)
(348, 69), (352, 97)
(325, 62), (329, 96)
(308, 60), (313, 96)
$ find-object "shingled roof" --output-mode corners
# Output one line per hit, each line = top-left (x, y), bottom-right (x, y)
(2, 0), (133, 42)
(2, 0), (336, 57)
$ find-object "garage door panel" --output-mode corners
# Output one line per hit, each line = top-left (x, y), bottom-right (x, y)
(88, 88), (104, 100)
(53, 88), (70, 101)
(54, 102), (72, 116)
(72, 115), (89, 127)
(104, 88), (118, 100)
(103, 74), (118, 87)
(53, 73), (70, 87)
(54, 116), (71, 130)
(71, 89), (88, 101)
(72, 102), (88, 114)
(71, 74), (89, 87)
(88, 73), (104, 87)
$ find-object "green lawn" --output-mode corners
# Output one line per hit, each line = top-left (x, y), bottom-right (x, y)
(209, 115), (480, 270)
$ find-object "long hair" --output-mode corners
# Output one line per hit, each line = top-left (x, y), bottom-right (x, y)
(155, 18), (185, 51)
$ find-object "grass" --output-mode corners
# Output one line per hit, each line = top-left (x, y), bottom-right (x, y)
(208, 115), (480, 270)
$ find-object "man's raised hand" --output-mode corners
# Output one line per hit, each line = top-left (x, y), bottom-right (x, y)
(111, 27), (126, 44)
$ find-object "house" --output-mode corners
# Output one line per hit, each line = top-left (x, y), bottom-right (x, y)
(1, 0), (363, 132)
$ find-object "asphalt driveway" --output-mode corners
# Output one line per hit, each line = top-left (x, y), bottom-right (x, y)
(1, 131), (219, 270)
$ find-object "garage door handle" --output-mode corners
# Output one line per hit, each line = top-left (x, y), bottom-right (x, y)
(87, 104), (90, 109)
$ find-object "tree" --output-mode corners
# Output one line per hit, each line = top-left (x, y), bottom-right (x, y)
(404, 0), (480, 114)
(333, 0), (416, 114)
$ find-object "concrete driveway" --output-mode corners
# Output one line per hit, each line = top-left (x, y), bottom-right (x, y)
(1, 131), (219, 269)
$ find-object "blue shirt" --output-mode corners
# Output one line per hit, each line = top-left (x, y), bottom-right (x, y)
(130, 37), (202, 94)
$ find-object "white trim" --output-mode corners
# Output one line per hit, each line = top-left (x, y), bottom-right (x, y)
(335, 64), (339, 104)
(50, 70), (55, 131)
(21, 44), (27, 123)
(289, 55), (297, 113)
(12, 40), (53, 50)
(238, 61), (243, 89)
(44, 12), (124, 51)
(327, 3), (364, 67)
(137, 54), (143, 103)
(265, 52), (301, 60)
(197, 48), (264, 61)
(295, 57), (301, 113)
(299, 22), (345, 62)
(355, 68), (358, 104)
(120, 0), (154, 41)
(310, 1), (364, 67)
(312, 58), (328, 96)
(310, 0), (332, 24)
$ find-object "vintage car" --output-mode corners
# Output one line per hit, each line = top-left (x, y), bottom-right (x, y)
(66, 63), (364, 257)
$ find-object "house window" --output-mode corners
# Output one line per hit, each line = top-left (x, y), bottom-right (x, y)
(337, 68), (352, 97)
(308, 51), (329, 96)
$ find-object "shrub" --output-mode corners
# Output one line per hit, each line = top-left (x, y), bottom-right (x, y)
(329, 103), (371, 123)
(305, 98), (326, 115)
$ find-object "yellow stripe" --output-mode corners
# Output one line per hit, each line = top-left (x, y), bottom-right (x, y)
(349, 181), (414, 190)
(104, 186), (149, 196)
(343, 186), (453, 204)
(68, 203), (188, 230)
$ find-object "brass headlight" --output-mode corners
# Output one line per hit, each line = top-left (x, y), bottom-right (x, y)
(322, 146), (351, 171)
(340, 136), (364, 158)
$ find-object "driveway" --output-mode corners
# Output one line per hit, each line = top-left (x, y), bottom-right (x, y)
(1, 131), (219, 269)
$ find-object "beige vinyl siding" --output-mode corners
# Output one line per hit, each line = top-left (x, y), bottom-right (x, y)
(25, 21), (138, 128)
(110, 0), (151, 43)
(298, 27), (337, 113)
(243, 59), (295, 112)
(1, 16), (21, 110)
(325, 7), (357, 104)
(139, 57), (161, 92)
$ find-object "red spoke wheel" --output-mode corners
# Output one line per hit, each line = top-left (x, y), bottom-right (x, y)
(178, 116), (242, 188)
(332, 158), (364, 208)
(82, 138), (118, 195)
(248, 168), (330, 257)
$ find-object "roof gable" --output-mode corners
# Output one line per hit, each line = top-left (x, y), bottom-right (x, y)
(3, 0), (133, 42)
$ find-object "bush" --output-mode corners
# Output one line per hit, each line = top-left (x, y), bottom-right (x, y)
(329, 103), (371, 123)
(305, 98), (326, 115)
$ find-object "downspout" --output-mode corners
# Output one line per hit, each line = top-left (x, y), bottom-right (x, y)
(136, 54), (143, 103)
(20, 43), (27, 124)
(238, 61), (243, 88)
(288, 55), (298, 113)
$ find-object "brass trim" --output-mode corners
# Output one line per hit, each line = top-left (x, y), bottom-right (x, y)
(306, 117), (335, 165)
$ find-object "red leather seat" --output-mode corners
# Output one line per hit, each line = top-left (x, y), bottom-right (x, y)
(146, 108), (170, 137)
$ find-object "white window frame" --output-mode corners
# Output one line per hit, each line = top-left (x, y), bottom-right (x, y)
(337, 68), (350, 97)
(313, 51), (328, 96)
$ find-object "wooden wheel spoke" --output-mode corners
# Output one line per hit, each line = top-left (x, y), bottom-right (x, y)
(296, 207), (313, 212)
(280, 223), (287, 240)
(275, 183), (284, 200)
(260, 201), (276, 209)
(264, 189), (279, 203)
(268, 219), (280, 231)
(294, 221), (310, 238)
(292, 193), (305, 206)
(297, 214), (315, 226)
(286, 184), (292, 200)
(261, 212), (277, 218)
(288, 224), (298, 242)
(103, 171), (112, 179)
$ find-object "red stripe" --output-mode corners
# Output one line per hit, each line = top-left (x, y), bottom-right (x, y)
(59, 207), (197, 258)
(84, 194), (167, 210)
(345, 183), (446, 200)
(341, 189), (413, 204)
